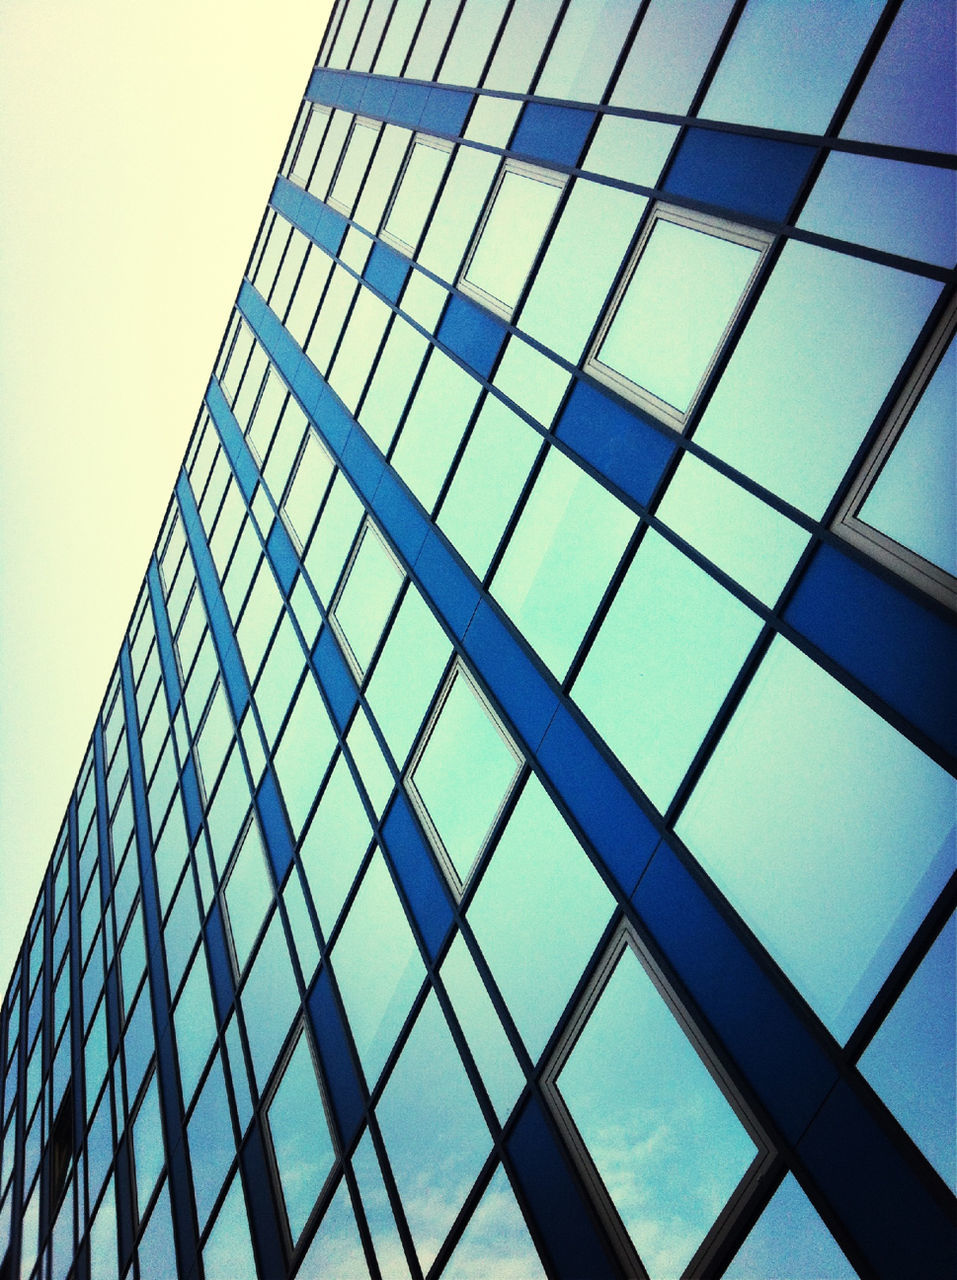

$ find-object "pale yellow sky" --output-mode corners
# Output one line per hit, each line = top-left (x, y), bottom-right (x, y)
(0, 0), (335, 991)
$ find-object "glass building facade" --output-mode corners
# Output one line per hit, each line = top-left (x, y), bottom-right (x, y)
(1, 0), (955, 1276)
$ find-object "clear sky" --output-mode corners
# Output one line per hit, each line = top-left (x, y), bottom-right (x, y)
(0, 0), (334, 992)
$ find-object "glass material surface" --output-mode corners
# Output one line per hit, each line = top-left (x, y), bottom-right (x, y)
(297, 1177), (370, 1279)
(584, 115), (680, 188)
(132, 1071), (165, 1216)
(536, 0), (640, 102)
(677, 638), (957, 1040)
(592, 212), (762, 419)
(240, 913), (300, 1090)
(859, 914), (956, 1191)
(266, 1029), (335, 1242)
(411, 667), (520, 886)
(273, 674), (337, 837)
(376, 993), (491, 1273)
(467, 777), (614, 1060)
(300, 754), (373, 936)
(443, 1163), (547, 1279)
(332, 523), (403, 675)
(332, 852), (425, 1087)
(384, 137), (451, 253)
(611, 0), (734, 113)
(223, 821), (273, 974)
(462, 166), (563, 317)
(492, 447), (636, 678)
(187, 1056), (234, 1230)
(352, 1129), (413, 1280)
(555, 940), (758, 1278)
(391, 349), (481, 512)
(573, 530), (762, 810)
(723, 1174), (856, 1279)
(858, 335), (956, 576)
(329, 120), (380, 213)
(203, 1173), (257, 1280)
(175, 951), (217, 1105)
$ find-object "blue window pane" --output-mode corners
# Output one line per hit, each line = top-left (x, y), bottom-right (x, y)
(223, 821), (274, 976)
(132, 1071), (165, 1217)
(175, 950), (217, 1105)
(611, 0), (734, 113)
(676, 637), (957, 1041)
(723, 1174), (855, 1279)
(241, 913), (300, 1091)
(203, 1172), (257, 1280)
(859, 914), (956, 1191)
(266, 1027), (336, 1242)
(187, 1054), (235, 1230)
(296, 1176), (370, 1279)
(536, 0), (642, 104)
(300, 754), (373, 938)
(443, 1163), (546, 1279)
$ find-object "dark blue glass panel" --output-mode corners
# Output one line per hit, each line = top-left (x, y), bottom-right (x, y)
(512, 103), (596, 168)
(360, 77), (397, 120)
(266, 522), (299, 596)
(312, 385), (355, 456)
(364, 241), (409, 303)
(255, 770), (294, 884)
(389, 82), (431, 130)
(370, 468), (430, 567)
(423, 86), (473, 137)
(798, 1080), (957, 1277)
(462, 600), (560, 752)
(306, 966), (366, 1148)
(114, 1137), (135, 1270)
(381, 793), (454, 961)
(663, 128), (817, 222)
(438, 294), (507, 378)
(270, 175), (306, 231)
(342, 427), (386, 502)
(180, 757), (203, 843)
(537, 705), (659, 896)
(785, 543), (957, 758)
(307, 68), (344, 107)
(207, 380), (259, 501)
(632, 841), (837, 1143)
(507, 1095), (620, 1280)
(147, 561), (182, 714)
(336, 75), (368, 113)
(312, 628), (358, 732)
(238, 1125), (287, 1279)
(414, 530), (481, 639)
(556, 381), (675, 509)
(205, 903), (235, 1025)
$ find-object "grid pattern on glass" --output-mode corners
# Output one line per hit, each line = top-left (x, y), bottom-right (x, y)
(381, 133), (453, 256)
(406, 662), (522, 894)
(544, 925), (771, 1280)
(329, 519), (404, 679)
(459, 159), (566, 319)
(585, 204), (771, 429)
(832, 296), (957, 608)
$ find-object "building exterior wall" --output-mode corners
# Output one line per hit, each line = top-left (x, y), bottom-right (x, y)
(1, 1), (954, 1276)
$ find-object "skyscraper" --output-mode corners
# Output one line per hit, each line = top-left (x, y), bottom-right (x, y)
(1, 0), (955, 1276)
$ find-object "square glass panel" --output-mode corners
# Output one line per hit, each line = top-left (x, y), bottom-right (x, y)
(331, 521), (404, 678)
(328, 119), (381, 214)
(382, 135), (453, 255)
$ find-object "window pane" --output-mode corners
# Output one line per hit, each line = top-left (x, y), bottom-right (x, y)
(266, 1028), (335, 1243)
(554, 938), (759, 1279)
(583, 115), (679, 188)
(175, 951), (217, 1104)
(188, 1054), (236, 1230)
(676, 638), (957, 1040)
(132, 1072), (165, 1216)
(611, 0), (734, 113)
(241, 913), (300, 1091)
(300, 754), (373, 937)
(223, 822), (274, 976)
(332, 522), (404, 676)
(273, 675), (337, 838)
(536, 0), (641, 103)
(203, 1172), (257, 1280)
(384, 137), (452, 254)
(723, 1174), (855, 1280)
(329, 120), (381, 213)
(391, 349), (481, 512)
(296, 1177), (370, 1279)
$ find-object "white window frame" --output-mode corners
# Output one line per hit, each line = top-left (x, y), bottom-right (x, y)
(380, 132), (455, 257)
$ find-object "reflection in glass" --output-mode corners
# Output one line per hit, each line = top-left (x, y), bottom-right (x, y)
(352, 1129), (414, 1280)
(390, 349), (482, 513)
(554, 938), (759, 1279)
(203, 1172), (257, 1280)
(132, 1071), (165, 1217)
(241, 914), (300, 1091)
(443, 1164), (547, 1279)
(224, 822), (274, 976)
(188, 1055), (235, 1229)
(377, 993), (490, 1273)
(174, 951), (217, 1105)
(297, 1176), (371, 1279)
(332, 523), (404, 676)
(611, 0), (734, 113)
(266, 1028), (336, 1243)
(723, 1174), (855, 1279)
(300, 754), (373, 936)
(273, 674), (337, 838)
(384, 137), (452, 254)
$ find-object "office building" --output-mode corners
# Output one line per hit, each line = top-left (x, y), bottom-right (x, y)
(1, 0), (955, 1276)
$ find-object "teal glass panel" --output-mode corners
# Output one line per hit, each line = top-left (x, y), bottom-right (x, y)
(385, 137), (452, 253)
(595, 215), (762, 415)
(89, 1178), (118, 1280)
(858, 335), (956, 576)
(723, 1173), (855, 1279)
(437, 0), (508, 86)
(492, 336), (569, 429)
(241, 913), (300, 1091)
(676, 638), (957, 1040)
(174, 950), (217, 1105)
(300, 754), (373, 937)
(120, 905), (146, 1013)
(332, 851), (425, 1088)
(411, 667), (520, 886)
(274, 675), (337, 838)
(555, 939), (757, 1278)
(519, 180), (646, 363)
(329, 287), (392, 414)
(283, 869), (321, 984)
(236, 560), (283, 684)
(463, 167), (563, 316)
(124, 985), (154, 1105)
(329, 120), (381, 214)
(203, 1172), (257, 1280)
(440, 935), (525, 1124)
(303, 472), (364, 606)
(138, 1183), (176, 1278)
(655, 452), (809, 606)
(254, 617), (306, 748)
(443, 1163), (547, 1279)
(196, 684), (234, 797)
(358, 318), (429, 454)
(132, 1071), (165, 1216)
(467, 776), (614, 1060)
(86, 1086), (113, 1202)
(365, 585), (452, 769)
(611, 0), (734, 112)
(701, 0), (882, 133)
(347, 710), (395, 817)
(333, 523), (404, 675)
(224, 821), (274, 976)
(584, 115), (680, 188)
(799, 152), (957, 267)
(536, 0), (640, 103)
(206, 744), (252, 876)
(225, 1014), (253, 1135)
(438, 397), (542, 580)
(464, 96), (522, 148)
(298, 1177), (370, 1277)
(352, 1129), (413, 1279)
(573, 530), (762, 811)
(401, 270), (449, 330)
(266, 1028), (336, 1243)
(85, 999), (109, 1105)
(492, 447), (636, 679)
(484, 0), (561, 92)
(376, 993), (491, 1273)
(693, 242), (941, 516)
(391, 349), (482, 513)
(859, 914), (956, 1191)
(188, 1055), (235, 1230)
(418, 148), (500, 284)
(283, 434), (334, 549)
